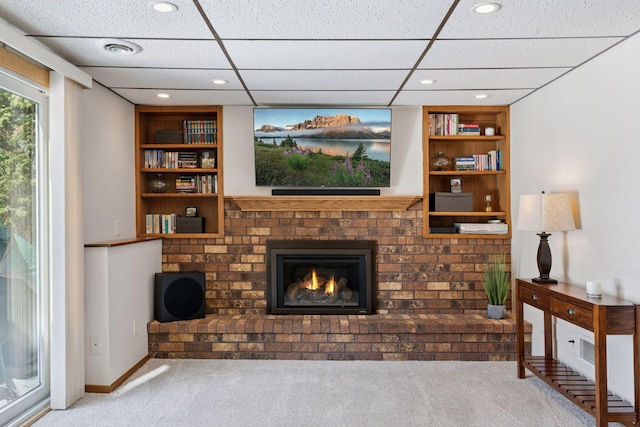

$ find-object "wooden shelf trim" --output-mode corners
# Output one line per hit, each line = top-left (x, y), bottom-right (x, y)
(428, 211), (507, 217)
(141, 144), (218, 149)
(142, 168), (218, 173)
(429, 170), (506, 176)
(141, 193), (219, 198)
(228, 195), (422, 212)
(427, 135), (506, 141)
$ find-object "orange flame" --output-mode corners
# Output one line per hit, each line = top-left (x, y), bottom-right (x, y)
(307, 269), (319, 290)
(325, 276), (335, 295)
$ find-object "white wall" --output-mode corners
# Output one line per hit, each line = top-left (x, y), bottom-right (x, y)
(84, 240), (162, 386)
(511, 33), (640, 403)
(223, 106), (423, 196)
(81, 84), (136, 243)
(81, 83), (162, 387)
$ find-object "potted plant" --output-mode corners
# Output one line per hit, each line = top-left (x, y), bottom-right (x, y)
(482, 253), (511, 319)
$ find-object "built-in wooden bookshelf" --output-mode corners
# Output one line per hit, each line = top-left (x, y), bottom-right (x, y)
(423, 106), (510, 238)
(134, 105), (223, 238)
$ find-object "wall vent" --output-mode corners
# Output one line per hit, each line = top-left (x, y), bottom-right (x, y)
(579, 337), (595, 365)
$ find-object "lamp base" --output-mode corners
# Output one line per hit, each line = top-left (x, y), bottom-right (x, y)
(532, 277), (558, 284)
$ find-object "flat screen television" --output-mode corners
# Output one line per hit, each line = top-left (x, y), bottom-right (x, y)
(254, 108), (391, 187)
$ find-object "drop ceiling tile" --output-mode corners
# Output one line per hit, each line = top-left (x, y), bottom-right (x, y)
(82, 68), (243, 90)
(392, 89), (535, 106)
(251, 91), (396, 106)
(200, 0), (452, 39)
(33, 38), (231, 68)
(0, 0), (212, 38)
(410, 68), (571, 90)
(225, 40), (427, 69)
(112, 89), (252, 106)
(420, 38), (623, 69)
(441, 0), (640, 38)
(240, 70), (410, 91)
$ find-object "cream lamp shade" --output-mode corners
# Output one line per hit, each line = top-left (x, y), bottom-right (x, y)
(517, 192), (575, 232)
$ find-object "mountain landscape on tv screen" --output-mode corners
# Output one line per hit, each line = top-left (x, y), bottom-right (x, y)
(254, 109), (391, 187)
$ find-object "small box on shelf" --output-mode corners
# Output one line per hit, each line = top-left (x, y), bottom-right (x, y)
(429, 192), (473, 212)
(176, 216), (205, 233)
(155, 130), (182, 144)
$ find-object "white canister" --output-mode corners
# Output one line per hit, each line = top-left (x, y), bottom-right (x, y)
(485, 127), (495, 136)
(586, 280), (602, 297)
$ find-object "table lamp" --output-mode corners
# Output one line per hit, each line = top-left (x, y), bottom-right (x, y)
(517, 191), (575, 284)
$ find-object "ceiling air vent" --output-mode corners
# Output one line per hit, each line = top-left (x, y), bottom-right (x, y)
(100, 39), (141, 55)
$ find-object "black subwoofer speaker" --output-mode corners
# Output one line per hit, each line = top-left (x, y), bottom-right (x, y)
(154, 271), (205, 322)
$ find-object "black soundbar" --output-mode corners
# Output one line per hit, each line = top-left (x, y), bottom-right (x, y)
(271, 188), (381, 196)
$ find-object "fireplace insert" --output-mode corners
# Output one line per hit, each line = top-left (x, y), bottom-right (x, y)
(266, 240), (376, 315)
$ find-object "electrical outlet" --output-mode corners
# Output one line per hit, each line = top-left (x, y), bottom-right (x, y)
(90, 336), (102, 354)
(133, 319), (138, 336)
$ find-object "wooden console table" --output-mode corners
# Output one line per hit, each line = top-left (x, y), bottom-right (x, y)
(516, 278), (639, 427)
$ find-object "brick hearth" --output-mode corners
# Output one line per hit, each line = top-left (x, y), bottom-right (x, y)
(150, 200), (523, 360)
(148, 314), (528, 361)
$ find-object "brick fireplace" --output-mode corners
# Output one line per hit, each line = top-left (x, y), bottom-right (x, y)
(148, 199), (526, 361)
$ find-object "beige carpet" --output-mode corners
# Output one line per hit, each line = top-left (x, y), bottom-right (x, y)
(34, 359), (615, 427)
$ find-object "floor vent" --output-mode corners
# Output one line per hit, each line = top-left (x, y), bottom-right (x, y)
(579, 337), (595, 365)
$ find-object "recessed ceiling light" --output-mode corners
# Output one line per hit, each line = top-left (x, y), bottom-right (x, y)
(157, 93), (170, 98)
(473, 3), (501, 14)
(100, 38), (142, 55)
(474, 94), (490, 99)
(211, 79), (228, 85)
(152, 2), (178, 12)
(419, 79), (436, 85)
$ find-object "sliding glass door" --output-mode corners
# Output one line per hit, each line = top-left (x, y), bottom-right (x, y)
(0, 74), (49, 425)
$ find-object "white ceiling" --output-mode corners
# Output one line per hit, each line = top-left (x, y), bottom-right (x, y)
(1, 0), (639, 107)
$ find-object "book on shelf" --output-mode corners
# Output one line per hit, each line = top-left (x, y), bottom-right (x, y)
(428, 113), (459, 136)
(200, 150), (216, 168)
(197, 174), (218, 193)
(183, 120), (217, 144)
(145, 213), (177, 234)
(145, 150), (179, 169)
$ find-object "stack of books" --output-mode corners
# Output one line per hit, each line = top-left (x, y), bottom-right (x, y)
(177, 152), (198, 168)
(455, 156), (476, 171)
(455, 222), (508, 235)
(176, 175), (196, 193)
(457, 123), (481, 135)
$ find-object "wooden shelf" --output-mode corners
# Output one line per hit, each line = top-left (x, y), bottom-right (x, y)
(135, 105), (223, 237)
(523, 357), (636, 422)
(423, 105), (511, 238)
(228, 195), (422, 212)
